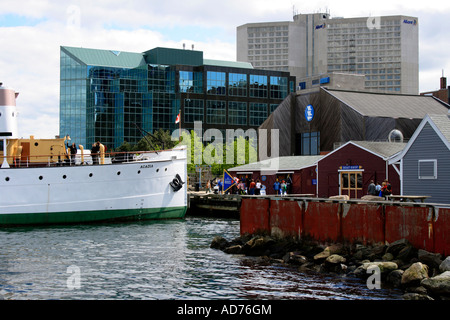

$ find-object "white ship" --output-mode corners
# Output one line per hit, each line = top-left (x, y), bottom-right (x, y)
(0, 83), (187, 226)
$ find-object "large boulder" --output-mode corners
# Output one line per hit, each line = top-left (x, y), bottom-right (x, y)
(224, 245), (242, 254)
(397, 245), (417, 262)
(418, 249), (442, 270)
(440, 256), (450, 273)
(326, 254), (347, 265)
(241, 236), (276, 256)
(313, 244), (344, 262)
(353, 261), (398, 278)
(210, 236), (230, 250)
(386, 239), (411, 257)
(284, 252), (308, 265)
(401, 262), (429, 286)
(387, 269), (404, 288)
(402, 293), (434, 300)
(324, 254), (348, 273)
(421, 271), (450, 296)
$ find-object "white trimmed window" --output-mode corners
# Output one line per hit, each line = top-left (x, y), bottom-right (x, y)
(418, 160), (437, 180)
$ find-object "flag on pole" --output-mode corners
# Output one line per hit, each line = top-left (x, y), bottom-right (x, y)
(175, 113), (180, 124)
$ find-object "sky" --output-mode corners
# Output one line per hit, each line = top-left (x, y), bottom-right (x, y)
(1, 0), (450, 139)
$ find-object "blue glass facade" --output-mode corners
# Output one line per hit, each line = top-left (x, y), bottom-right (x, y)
(60, 46), (295, 150)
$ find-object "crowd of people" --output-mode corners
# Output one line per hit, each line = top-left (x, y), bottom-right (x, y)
(205, 175), (293, 196)
(367, 179), (392, 197)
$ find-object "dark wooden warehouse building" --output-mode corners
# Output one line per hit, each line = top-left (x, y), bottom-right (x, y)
(259, 87), (450, 157)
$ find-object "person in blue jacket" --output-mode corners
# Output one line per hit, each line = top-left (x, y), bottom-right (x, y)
(273, 178), (281, 195)
(217, 179), (223, 194)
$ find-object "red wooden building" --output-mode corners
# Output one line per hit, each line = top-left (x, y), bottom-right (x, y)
(316, 141), (405, 198)
(228, 155), (322, 195)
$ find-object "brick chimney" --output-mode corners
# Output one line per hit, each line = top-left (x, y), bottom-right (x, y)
(441, 76), (447, 89)
(441, 70), (447, 89)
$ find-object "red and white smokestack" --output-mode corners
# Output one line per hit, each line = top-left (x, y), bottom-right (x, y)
(0, 82), (19, 168)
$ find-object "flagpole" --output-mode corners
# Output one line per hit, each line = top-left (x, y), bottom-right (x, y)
(178, 108), (181, 142)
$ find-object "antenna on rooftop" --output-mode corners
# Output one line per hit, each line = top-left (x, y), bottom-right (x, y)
(293, 5), (298, 19)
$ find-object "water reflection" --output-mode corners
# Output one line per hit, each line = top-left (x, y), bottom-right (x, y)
(0, 217), (403, 300)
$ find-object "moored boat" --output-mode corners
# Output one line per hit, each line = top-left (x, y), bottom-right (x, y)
(0, 83), (187, 226)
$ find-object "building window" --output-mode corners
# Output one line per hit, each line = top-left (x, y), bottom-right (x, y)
(249, 103), (268, 126)
(270, 104), (279, 114)
(301, 132), (320, 155)
(418, 160), (437, 179)
(184, 99), (204, 123)
(228, 73), (247, 97)
(206, 100), (226, 125)
(207, 71), (226, 95)
(179, 71), (203, 94)
(270, 76), (288, 99)
(228, 101), (247, 126)
(249, 75), (268, 98)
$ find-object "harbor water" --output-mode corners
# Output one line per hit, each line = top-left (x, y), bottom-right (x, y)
(0, 216), (404, 300)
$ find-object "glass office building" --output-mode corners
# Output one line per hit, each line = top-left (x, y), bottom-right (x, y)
(60, 46), (295, 150)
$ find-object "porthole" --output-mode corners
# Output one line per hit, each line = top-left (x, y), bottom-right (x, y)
(138, 170), (141, 174)
(5, 177), (9, 182)
(156, 169), (159, 173)
(117, 171), (121, 176)
(39, 176), (43, 180)
(63, 175), (67, 179)
(165, 168), (168, 172)
(34, 142), (39, 147)
(89, 173), (93, 177)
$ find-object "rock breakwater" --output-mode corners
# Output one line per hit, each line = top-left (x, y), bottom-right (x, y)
(211, 235), (450, 300)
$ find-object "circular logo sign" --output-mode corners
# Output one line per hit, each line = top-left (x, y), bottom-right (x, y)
(305, 105), (314, 122)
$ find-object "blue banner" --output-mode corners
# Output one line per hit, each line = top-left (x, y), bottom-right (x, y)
(223, 170), (236, 192)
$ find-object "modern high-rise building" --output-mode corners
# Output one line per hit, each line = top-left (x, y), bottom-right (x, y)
(60, 46), (295, 150)
(237, 13), (419, 94)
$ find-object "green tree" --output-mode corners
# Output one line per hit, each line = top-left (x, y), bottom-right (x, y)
(135, 129), (177, 152)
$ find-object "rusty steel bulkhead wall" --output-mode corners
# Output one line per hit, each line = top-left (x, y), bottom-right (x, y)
(340, 203), (385, 246)
(239, 197), (450, 255)
(240, 198), (270, 235)
(269, 198), (303, 239)
(384, 204), (435, 253)
(433, 207), (450, 256)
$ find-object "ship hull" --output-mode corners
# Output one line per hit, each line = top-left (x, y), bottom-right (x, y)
(0, 147), (187, 226)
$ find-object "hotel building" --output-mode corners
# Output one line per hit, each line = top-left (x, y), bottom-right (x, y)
(237, 13), (419, 94)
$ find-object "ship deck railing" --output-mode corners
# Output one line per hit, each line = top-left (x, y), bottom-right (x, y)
(0, 149), (170, 168)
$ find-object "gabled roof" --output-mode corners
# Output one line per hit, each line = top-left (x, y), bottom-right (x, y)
(228, 155), (323, 172)
(62, 46), (146, 69)
(429, 114), (450, 143)
(324, 88), (450, 119)
(319, 141), (406, 163)
(389, 113), (450, 164)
